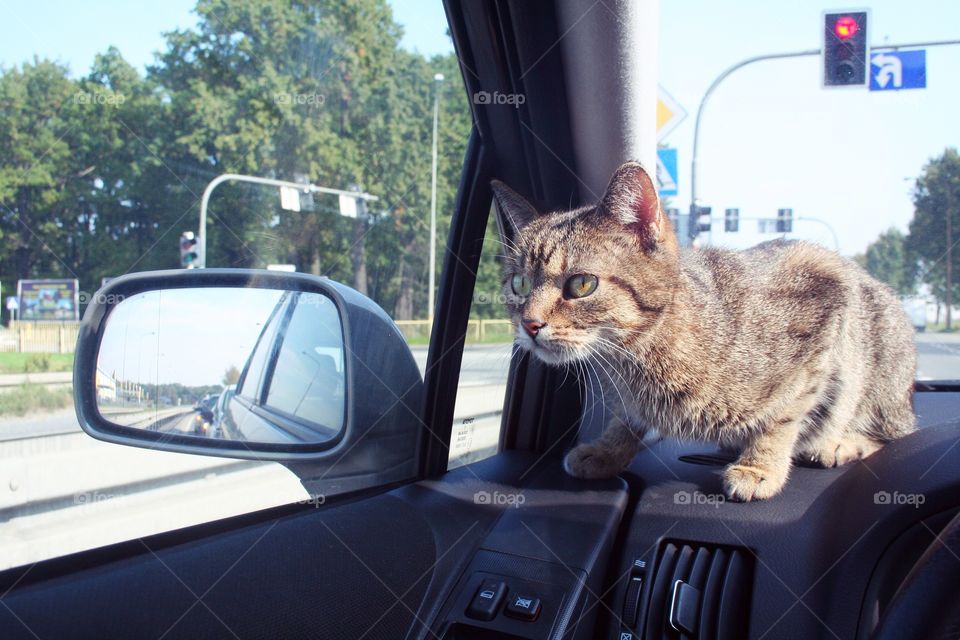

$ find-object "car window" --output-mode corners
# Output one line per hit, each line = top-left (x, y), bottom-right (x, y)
(449, 211), (512, 469)
(262, 292), (345, 433)
(0, 1), (467, 570)
(237, 294), (289, 401)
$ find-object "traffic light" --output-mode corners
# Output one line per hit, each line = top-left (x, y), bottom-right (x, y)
(823, 11), (869, 87)
(688, 204), (712, 239)
(725, 208), (739, 233)
(776, 208), (793, 233)
(179, 231), (199, 268)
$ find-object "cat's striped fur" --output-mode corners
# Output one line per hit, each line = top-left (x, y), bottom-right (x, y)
(492, 162), (916, 501)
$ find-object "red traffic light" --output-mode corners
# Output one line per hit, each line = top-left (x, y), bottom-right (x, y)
(834, 16), (858, 39)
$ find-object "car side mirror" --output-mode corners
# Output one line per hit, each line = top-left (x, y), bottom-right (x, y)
(74, 269), (423, 488)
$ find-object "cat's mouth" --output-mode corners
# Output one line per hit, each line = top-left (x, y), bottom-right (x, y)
(516, 331), (587, 366)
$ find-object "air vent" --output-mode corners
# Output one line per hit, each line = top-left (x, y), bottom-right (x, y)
(642, 541), (753, 640)
(677, 453), (738, 467)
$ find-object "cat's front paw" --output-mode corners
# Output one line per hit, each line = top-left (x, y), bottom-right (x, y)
(723, 464), (787, 502)
(563, 443), (627, 479)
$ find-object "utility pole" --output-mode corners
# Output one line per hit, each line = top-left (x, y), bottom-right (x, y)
(428, 73), (444, 324)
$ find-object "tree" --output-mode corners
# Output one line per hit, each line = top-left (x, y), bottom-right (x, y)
(222, 365), (240, 386)
(862, 228), (914, 296)
(906, 148), (960, 329)
(0, 0), (475, 324)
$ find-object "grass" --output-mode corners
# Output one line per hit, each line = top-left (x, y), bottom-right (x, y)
(0, 352), (74, 374)
(0, 384), (73, 416)
(923, 323), (957, 333)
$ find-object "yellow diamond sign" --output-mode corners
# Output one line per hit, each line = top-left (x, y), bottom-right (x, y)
(657, 86), (687, 141)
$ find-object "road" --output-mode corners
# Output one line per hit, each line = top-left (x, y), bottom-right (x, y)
(915, 332), (960, 380)
(3, 334), (959, 569)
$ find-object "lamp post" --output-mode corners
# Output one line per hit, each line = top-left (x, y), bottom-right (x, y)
(428, 72), (444, 324)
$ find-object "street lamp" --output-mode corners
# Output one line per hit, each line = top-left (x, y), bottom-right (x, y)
(428, 72), (444, 324)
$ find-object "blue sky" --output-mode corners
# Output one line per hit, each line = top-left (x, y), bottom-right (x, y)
(1, 1), (957, 255)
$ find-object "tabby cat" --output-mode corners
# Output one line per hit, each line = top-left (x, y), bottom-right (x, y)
(491, 162), (916, 501)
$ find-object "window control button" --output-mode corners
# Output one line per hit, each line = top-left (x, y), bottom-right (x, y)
(505, 594), (541, 621)
(466, 580), (507, 621)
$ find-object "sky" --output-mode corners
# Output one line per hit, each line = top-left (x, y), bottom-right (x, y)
(1, 1), (957, 256)
(97, 288), (284, 387)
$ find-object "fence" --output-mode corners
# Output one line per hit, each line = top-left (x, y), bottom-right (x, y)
(394, 319), (514, 344)
(0, 322), (80, 354)
(0, 319), (513, 353)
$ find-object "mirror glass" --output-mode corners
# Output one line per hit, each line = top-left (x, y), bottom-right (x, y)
(96, 287), (345, 445)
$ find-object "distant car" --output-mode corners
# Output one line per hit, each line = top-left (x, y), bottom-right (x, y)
(902, 297), (927, 332)
(211, 385), (237, 438)
(194, 394), (218, 421)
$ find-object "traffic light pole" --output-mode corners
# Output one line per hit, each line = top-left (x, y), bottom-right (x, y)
(690, 48), (818, 247)
(197, 173), (378, 268)
(690, 38), (960, 247)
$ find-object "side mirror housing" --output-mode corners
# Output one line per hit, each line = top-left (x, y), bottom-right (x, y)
(74, 269), (423, 490)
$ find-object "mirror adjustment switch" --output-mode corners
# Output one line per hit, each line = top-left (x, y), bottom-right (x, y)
(466, 580), (507, 621)
(505, 594), (541, 621)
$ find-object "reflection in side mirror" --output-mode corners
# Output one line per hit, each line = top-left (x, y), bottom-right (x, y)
(96, 288), (346, 445)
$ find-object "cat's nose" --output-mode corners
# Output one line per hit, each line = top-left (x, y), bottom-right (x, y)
(522, 319), (546, 338)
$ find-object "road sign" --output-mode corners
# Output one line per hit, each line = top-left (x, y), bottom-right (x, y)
(870, 50), (926, 91)
(657, 86), (687, 141)
(5, 296), (17, 311)
(656, 148), (678, 196)
(279, 186), (302, 212)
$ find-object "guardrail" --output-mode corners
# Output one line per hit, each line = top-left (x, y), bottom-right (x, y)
(395, 318), (514, 342)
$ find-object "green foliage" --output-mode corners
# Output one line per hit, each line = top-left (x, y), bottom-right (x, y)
(0, 352), (74, 373)
(905, 148), (960, 308)
(0, 384), (72, 416)
(0, 0), (474, 321)
(862, 228), (914, 295)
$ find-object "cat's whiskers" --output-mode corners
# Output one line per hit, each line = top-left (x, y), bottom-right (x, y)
(585, 343), (633, 421)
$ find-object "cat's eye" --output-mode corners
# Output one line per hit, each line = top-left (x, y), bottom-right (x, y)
(511, 274), (531, 296)
(564, 274), (598, 299)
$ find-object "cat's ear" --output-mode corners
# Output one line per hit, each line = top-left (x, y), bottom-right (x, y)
(599, 162), (663, 250)
(491, 179), (539, 238)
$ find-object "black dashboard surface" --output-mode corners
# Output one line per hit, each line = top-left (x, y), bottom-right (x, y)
(608, 391), (960, 640)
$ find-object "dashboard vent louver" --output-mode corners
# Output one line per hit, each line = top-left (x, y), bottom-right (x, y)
(677, 453), (738, 467)
(643, 540), (753, 640)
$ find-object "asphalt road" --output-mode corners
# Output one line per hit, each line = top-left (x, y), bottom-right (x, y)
(915, 332), (960, 381)
(3, 334), (960, 569)
(2, 335), (958, 444)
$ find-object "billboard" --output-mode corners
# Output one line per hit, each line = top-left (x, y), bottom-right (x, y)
(17, 279), (80, 321)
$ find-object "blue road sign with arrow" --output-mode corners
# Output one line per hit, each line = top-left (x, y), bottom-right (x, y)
(870, 50), (926, 91)
(657, 148), (678, 197)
